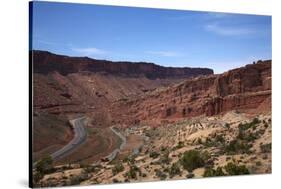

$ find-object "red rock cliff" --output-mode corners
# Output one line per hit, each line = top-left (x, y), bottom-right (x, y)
(111, 60), (271, 126)
(32, 50), (213, 79)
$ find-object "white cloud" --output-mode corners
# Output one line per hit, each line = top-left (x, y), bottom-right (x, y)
(145, 51), (183, 57)
(205, 57), (263, 74)
(205, 23), (255, 36)
(71, 47), (107, 56)
(205, 12), (231, 19)
(37, 40), (62, 46)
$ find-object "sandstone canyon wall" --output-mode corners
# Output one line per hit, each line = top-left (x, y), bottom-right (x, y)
(110, 60), (271, 126)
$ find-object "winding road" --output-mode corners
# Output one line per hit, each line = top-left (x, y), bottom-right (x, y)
(50, 117), (87, 161)
(103, 127), (127, 162)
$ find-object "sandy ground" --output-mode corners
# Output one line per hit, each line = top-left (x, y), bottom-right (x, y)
(36, 111), (272, 187)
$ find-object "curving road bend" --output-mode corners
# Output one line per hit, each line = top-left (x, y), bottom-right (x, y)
(51, 117), (87, 161)
(103, 127), (126, 162)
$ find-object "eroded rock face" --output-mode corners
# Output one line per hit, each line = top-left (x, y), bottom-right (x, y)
(111, 60), (271, 126)
(32, 50), (213, 79)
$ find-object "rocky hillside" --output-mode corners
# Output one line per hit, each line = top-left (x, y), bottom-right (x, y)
(32, 50), (213, 114)
(32, 50), (213, 79)
(111, 60), (271, 126)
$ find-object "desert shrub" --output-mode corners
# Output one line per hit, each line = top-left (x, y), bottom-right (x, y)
(224, 162), (249, 175)
(239, 118), (260, 131)
(260, 143), (271, 153)
(215, 134), (225, 143)
(200, 150), (211, 162)
(69, 173), (89, 185)
(186, 173), (194, 178)
(79, 162), (86, 168)
(112, 178), (120, 183)
(35, 155), (54, 175)
(203, 167), (225, 177)
(112, 163), (124, 175)
(197, 138), (202, 145)
(252, 117), (261, 125)
(83, 164), (101, 174)
(203, 137), (216, 147)
(180, 150), (205, 172)
(159, 151), (171, 164)
(169, 162), (182, 178)
(224, 139), (252, 154)
(237, 130), (257, 142)
(160, 146), (166, 152)
(125, 165), (140, 179)
(155, 169), (167, 180)
(224, 123), (230, 129)
(123, 155), (136, 164)
(150, 151), (160, 159)
(256, 161), (262, 166)
(33, 172), (43, 184)
(176, 141), (185, 149)
(69, 176), (81, 185)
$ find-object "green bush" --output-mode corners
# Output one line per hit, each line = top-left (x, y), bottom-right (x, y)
(203, 167), (225, 177)
(83, 165), (101, 174)
(125, 165), (139, 179)
(224, 139), (252, 154)
(224, 162), (249, 175)
(203, 137), (216, 147)
(180, 150), (205, 172)
(260, 143), (271, 153)
(69, 176), (82, 185)
(33, 172), (43, 184)
(112, 178), (120, 183)
(159, 151), (171, 164)
(155, 169), (167, 180)
(224, 123), (230, 129)
(35, 155), (53, 175)
(237, 130), (257, 142)
(150, 151), (160, 159)
(238, 118), (260, 131)
(252, 117), (261, 125)
(112, 163), (124, 175)
(256, 161), (262, 166)
(169, 162), (182, 178)
(215, 134), (225, 143)
(176, 141), (185, 149)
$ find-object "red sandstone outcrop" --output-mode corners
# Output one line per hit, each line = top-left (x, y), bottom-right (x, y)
(32, 50), (213, 79)
(110, 60), (271, 126)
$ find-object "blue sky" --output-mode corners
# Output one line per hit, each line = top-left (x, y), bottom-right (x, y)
(31, 1), (271, 73)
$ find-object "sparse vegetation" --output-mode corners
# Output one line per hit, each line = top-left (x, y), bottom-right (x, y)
(238, 118), (260, 131)
(35, 155), (54, 175)
(180, 150), (207, 172)
(169, 162), (182, 178)
(155, 169), (167, 180)
(260, 143), (271, 153)
(176, 141), (185, 149)
(124, 165), (140, 179)
(224, 162), (250, 175)
(112, 162), (124, 175)
(256, 161), (262, 166)
(149, 151), (160, 159)
(224, 139), (252, 154)
(34, 113), (271, 186)
(33, 155), (54, 184)
(203, 167), (225, 177)
(224, 123), (230, 129)
(159, 151), (171, 164)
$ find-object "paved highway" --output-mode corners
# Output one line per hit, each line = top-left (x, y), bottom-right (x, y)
(50, 117), (87, 161)
(103, 127), (126, 162)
